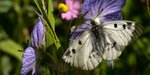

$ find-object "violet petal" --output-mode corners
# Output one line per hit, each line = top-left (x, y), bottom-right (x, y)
(70, 21), (90, 40)
(21, 47), (36, 75)
(82, 0), (125, 21)
(99, 12), (122, 22)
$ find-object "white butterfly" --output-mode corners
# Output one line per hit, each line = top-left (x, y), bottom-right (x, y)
(62, 19), (143, 70)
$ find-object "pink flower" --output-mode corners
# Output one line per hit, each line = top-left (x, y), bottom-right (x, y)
(60, 0), (80, 20)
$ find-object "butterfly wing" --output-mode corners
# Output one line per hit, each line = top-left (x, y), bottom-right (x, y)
(62, 30), (102, 70)
(101, 20), (143, 60)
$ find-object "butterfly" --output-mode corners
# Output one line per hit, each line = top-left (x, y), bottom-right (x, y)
(60, 0), (143, 70)
(62, 19), (143, 70)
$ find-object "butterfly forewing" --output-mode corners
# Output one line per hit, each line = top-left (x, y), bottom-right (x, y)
(101, 20), (143, 60)
(62, 30), (102, 70)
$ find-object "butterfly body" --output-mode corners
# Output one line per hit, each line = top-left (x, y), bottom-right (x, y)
(90, 20), (106, 56)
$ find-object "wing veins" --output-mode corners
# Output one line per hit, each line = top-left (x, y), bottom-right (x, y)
(120, 30), (130, 43)
(75, 33), (91, 54)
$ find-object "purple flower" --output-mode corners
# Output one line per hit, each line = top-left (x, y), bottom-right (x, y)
(71, 0), (126, 39)
(21, 47), (36, 75)
(31, 18), (45, 48)
(82, 0), (125, 22)
(21, 18), (45, 75)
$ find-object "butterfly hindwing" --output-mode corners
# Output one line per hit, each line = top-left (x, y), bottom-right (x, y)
(62, 30), (102, 70)
(82, 49), (102, 70)
(101, 20), (143, 60)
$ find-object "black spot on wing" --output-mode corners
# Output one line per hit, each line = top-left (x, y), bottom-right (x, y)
(112, 42), (116, 48)
(126, 22), (132, 29)
(106, 42), (110, 45)
(89, 56), (91, 58)
(114, 23), (117, 28)
(72, 49), (76, 54)
(127, 22), (132, 25)
(78, 40), (82, 45)
(123, 24), (126, 29)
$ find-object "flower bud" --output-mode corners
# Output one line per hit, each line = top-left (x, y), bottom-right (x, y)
(31, 18), (45, 48)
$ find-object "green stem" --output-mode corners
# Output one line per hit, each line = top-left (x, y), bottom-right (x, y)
(34, 0), (61, 49)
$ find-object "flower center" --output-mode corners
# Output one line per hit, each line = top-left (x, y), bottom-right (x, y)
(58, 3), (69, 13)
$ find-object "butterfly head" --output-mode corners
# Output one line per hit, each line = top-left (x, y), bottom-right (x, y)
(90, 20), (96, 26)
(90, 18), (101, 26)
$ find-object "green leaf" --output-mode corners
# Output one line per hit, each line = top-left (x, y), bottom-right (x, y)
(0, 39), (23, 61)
(46, 30), (53, 48)
(34, 0), (55, 31)
(48, 0), (53, 12)
(48, 0), (55, 30)
(46, 25), (61, 49)
(48, 13), (55, 30)
(53, 38), (61, 49)
(122, 0), (133, 18)
(34, 0), (43, 15)
(41, 17), (61, 49)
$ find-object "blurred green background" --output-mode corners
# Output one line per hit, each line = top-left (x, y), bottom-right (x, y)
(0, 0), (150, 75)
